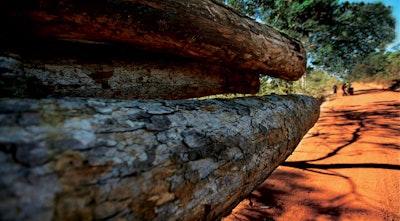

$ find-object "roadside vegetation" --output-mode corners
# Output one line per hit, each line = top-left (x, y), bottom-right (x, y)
(258, 69), (340, 97)
(198, 69), (340, 103)
(347, 50), (400, 88)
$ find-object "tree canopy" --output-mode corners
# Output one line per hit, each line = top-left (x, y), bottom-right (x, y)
(217, 0), (396, 74)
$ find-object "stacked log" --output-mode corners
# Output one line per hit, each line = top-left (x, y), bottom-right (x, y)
(0, 1), (318, 220)
(0, 0), (306, 99)
(0, 95), (319, 221)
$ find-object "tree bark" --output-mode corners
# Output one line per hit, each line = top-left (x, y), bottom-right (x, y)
(0, 95), (319, 221)
(0, 53), (260, 100)
(0, 0), (306, 81)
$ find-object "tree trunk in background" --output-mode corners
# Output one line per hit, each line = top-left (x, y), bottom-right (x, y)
(0, 95), (319, 221)
(301, 73), (307, 89)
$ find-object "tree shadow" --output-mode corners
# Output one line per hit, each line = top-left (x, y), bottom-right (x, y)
(295, 98), (399, 163)
(309, 98), (399, 142)
(226, 88), (400, 221)
(352, 88), (383, 96)
(282, 162), (400, 170)
(229, 170), (370, 221)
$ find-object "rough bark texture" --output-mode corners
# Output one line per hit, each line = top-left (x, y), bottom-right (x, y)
(0, 52), (259, 100)
(0, 0), (306, 99)
(0, 1), (315, 220)
(0, 95), (319, 221)
(1, 0), (306, 79)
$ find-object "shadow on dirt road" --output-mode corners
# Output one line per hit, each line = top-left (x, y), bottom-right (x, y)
(224, 85), (400, 221)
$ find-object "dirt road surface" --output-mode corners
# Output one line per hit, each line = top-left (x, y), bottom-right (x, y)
(223, 83), (400, 221)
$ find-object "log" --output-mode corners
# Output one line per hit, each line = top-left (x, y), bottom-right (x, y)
(0, 0), (306, 81)
(0, 50), (260, 100)
(0, 95), (319, 221)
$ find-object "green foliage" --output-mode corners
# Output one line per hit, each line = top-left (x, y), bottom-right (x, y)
(258, 70), (340, 98)
(258, 77), (295, 95)
(223, 0), (396, 73)
(348, 51), (400, 85)
(197, 70), (339, 100)
(318, 2), (396, 72)
(299, 70), (340, 96)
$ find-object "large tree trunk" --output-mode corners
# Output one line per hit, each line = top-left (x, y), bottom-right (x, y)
(0, 0), (305, 85)
(0, 95), (319, 221)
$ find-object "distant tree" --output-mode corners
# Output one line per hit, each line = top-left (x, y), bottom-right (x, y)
(319, 2), (396, 72)
(221, 0), (396, 74)
(349, 50), (400, 81)
(350, 52), (387, 79)
(386, 51), (400, 77)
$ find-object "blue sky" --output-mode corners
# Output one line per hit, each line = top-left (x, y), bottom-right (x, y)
(339, 0), (400, 50)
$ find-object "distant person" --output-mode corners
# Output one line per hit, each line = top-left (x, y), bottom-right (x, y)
(348, 82), (354, 95)
(389, 79), (400, 91)
(333, 85), (338, 94)
(342, 83), (348, 96)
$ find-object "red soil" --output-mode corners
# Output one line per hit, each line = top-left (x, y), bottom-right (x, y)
(222, 83), (400, 221)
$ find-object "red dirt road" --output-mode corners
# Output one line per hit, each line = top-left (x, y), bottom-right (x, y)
(223, 83), (400, 221)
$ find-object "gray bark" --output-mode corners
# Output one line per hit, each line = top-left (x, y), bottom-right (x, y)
(0, 95), (319, 221)
(0, 54), (260, 100)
